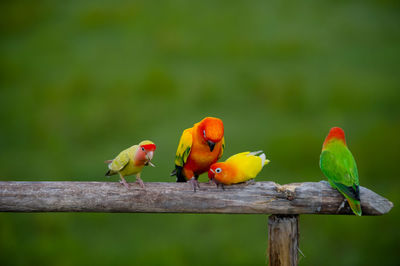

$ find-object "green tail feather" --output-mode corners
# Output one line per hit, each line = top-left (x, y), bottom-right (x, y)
(328, 180), (362, 216)
(346, 197), (362, 216)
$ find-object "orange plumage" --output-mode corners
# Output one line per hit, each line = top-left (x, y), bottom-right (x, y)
(171, 117), (225, 191)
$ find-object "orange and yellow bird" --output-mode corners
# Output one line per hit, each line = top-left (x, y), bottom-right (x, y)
(171, 117), (225, 191)
(208, 151), (269, 189)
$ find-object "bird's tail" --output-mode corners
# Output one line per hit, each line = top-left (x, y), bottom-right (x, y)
(346, 197), (362, 216)
(104, 160), (114, 177)
(249, 150), (270, 167)
(171, 166), (186, 182)
(332, 182), (362, 216)
(105, 170), (114, 176)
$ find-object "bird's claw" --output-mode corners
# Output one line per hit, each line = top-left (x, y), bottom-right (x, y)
(206, 179), (214, 185)
(245, 179), (255, 185)
(188, 178), (200, 192)
(119, 180), (130, 189)
(136, 177), (145, 189)
(336, 198), (347, 213)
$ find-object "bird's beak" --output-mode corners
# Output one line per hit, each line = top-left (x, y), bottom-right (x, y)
(208, 169), (215, 179)
(207, 140), (216, 152)
(146, 151), (154, 160)
(146, 151), (155, 167)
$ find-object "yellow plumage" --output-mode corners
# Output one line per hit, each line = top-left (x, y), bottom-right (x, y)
(174, 128), (193, 167)
(108, 145), (142, 177)
(209, 151), (270, 185)
(226, 152), (265, 181)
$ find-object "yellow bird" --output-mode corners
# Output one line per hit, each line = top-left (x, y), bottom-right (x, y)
(105, 140), (156, 189)
(208, 151), (269, 188)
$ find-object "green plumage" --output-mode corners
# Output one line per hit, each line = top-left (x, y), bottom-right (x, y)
(320, 139), (362, 216)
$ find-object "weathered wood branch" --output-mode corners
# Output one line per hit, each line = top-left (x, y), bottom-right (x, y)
(0, 181), (393, 215)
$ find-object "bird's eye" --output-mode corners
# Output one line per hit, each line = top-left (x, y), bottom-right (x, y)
(141, 147), (145, 151)
(203, 130), (206, 138)
(216, 168), (222, 173)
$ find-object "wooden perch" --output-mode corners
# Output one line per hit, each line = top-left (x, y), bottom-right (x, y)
(0, 181), (393, 215)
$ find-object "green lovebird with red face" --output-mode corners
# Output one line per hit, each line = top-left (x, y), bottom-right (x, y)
(319, 127), (362, 216)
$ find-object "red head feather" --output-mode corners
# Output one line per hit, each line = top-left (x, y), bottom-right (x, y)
(323, 127), (346, 148)
(140, 143), (156, 151)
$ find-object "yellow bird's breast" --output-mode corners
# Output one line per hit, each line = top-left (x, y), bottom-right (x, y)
(119, 161), (144, 176)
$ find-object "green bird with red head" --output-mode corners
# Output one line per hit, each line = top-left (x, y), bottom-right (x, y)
(319, 127), (362, 216)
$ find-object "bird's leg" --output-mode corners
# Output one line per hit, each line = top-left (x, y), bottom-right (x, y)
(212, 179), (223, 190)
(136, 173), (145, 189)
(195, 175), (200, 189)
(118, 173), (130, 189)
(188, 177), (200, 192)
(245, 179), (255, 185)
(336, 197), (347, 213)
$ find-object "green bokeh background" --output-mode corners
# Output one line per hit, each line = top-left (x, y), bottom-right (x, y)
(1, 0), (399, 265)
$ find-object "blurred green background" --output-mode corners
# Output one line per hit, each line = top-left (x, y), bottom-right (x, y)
(1, 0), (399, 265)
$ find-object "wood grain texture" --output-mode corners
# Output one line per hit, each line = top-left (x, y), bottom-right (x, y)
(0, 181), (393, 214)
(268, 215), (299, 266)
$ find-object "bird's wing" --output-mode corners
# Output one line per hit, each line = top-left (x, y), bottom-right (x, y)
(225, 152), (250, 164)
(320, 149), (360, 200)
(109, 146), (136, 172)
(218, 136), (225, 160)
(226, 152), (262, 179)
(174, 128), (193, 167)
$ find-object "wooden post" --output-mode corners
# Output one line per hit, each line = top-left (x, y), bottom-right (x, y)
(268, 215), (299, 266)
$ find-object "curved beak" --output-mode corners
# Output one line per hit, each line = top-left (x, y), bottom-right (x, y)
(146, 151), (155, 167)
(208, 168), (215, 180)
(207, 140), (216, 152)
(146, 151), (154, 160)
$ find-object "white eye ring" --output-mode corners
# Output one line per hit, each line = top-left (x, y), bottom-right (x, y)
(203, 130), (206, 138)
(215, 168), (222, 173)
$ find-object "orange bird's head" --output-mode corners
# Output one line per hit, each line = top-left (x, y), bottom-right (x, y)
(199, 117), (224, 152)
(208, 162), (229, 181)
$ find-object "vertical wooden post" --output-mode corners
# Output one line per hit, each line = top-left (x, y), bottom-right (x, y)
(268, 215), (299, 266)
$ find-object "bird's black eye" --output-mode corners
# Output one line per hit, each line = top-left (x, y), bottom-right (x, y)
(141, 147), (145, 151)
(216, 168), (222, 173)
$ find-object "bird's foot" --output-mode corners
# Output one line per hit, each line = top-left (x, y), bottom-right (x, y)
(217, 183), (225, 190)
(136, 177), (145, 189)
(188, 178), (200, 192)
(245, 179), (255, 185)
(336, 198), (347, 213)
(119, 179), (130, 189)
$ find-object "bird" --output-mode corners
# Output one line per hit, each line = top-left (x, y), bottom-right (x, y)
(105, 140), (156, 189)
(171, 117), (225, 192)
(208, 151), (269, 189)
(319, 127), (362, 216)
